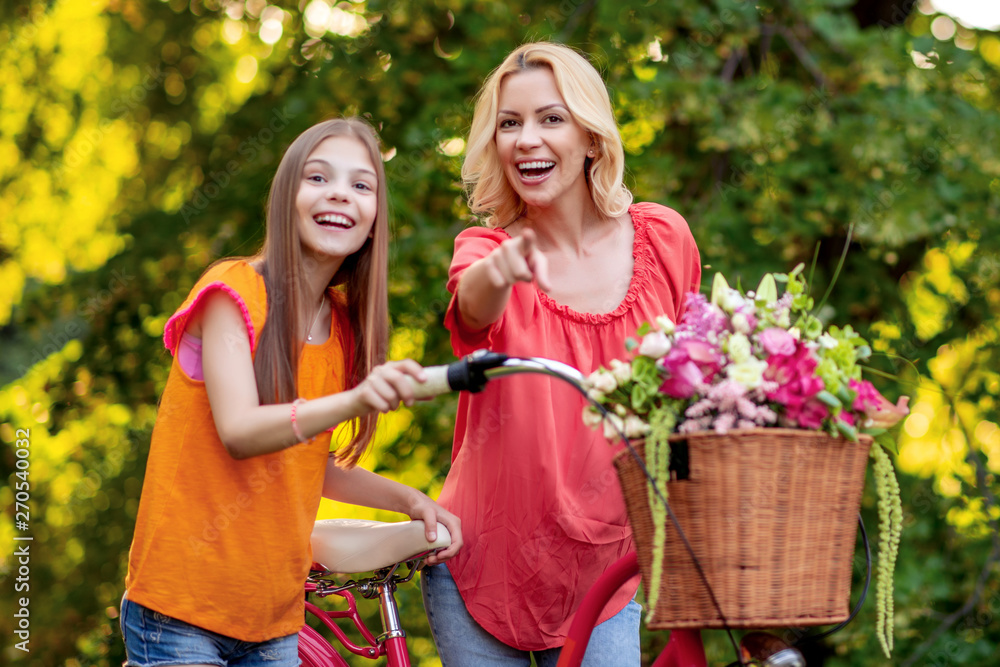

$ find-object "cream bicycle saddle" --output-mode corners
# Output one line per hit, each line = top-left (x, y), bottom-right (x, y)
(310, 519), (451, 574)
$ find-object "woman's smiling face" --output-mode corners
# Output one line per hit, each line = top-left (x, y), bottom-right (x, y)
(494, 67), (592, 213)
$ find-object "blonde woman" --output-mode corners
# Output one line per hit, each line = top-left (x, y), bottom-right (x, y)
(420, 43), (701, 666)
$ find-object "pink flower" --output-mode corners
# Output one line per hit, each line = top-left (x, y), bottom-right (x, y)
(677, 294), (728, 339)
(760, 327), (796, 356)
(850, 379), (911, 428)
(659, 339), (722, 399)
(764, 341), (827, 428)
(793, 399), (829, 429)
(764, 344), (822, 396)
(680, 378), (778, 433)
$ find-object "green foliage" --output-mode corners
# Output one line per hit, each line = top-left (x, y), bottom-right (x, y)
(871, 442), (904, 658)
(643, 407), (674, 625)
(2, 0), (999, 666)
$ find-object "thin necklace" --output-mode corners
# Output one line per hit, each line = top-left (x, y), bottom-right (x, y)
(306, 295), (325, 342)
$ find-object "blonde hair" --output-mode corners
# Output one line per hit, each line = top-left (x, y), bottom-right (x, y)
(462, 42), (632, 227)
(254, 117), (389, 467)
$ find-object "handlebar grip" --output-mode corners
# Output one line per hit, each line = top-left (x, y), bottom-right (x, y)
(407, 365), (453, 399)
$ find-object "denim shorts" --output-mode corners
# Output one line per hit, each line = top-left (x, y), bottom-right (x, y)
(120, 596), (300, 667)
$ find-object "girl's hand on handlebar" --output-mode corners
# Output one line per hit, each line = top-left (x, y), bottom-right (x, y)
(405, 493), (463, 565)
(352, 359), (427, 413)
(485, 228), (551, 292)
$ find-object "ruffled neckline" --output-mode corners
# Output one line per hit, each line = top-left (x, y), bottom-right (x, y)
(494, 203), (652, 325)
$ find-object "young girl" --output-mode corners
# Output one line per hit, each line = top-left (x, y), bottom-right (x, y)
(420, 43), (701, 666)
(121, 118), (462, 667)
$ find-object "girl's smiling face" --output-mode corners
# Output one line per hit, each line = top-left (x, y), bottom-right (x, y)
(495, 67), (592, 213)
(295, 136), (378, 264)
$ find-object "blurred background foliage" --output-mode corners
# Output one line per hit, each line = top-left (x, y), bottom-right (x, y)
(1, 0), (999, 665)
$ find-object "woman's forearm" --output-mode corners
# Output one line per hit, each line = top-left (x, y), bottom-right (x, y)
(455, 257), (514, 331)
(454, 230), (549, 330)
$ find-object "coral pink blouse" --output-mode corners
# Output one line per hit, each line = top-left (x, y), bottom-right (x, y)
(440, 202), (702, 649)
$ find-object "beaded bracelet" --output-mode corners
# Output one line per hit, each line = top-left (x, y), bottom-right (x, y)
(290, 398), (309, 444)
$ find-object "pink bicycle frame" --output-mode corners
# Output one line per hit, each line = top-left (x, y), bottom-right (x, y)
(556, 552), (707, 667)
(299, 574), (412, 667)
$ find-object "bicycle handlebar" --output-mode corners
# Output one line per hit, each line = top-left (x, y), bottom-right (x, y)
(406, 350), (587, 399)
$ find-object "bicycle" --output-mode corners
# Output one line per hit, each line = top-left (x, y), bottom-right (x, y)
(300, 351), (864, 666)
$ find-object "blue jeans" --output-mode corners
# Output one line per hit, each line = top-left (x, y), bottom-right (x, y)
(420, 564), (641, 667)
(120, 596), (300, 667)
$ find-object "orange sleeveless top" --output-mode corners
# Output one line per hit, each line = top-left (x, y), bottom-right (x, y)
(125, 260), (351, 642)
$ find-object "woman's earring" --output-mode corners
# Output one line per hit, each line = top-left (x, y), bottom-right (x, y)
(587, 148), (596, 157)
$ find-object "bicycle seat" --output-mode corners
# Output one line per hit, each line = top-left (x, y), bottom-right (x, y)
(310, 519), (452, 574)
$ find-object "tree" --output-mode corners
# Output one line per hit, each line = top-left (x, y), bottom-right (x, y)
(2, 1), (998, 665)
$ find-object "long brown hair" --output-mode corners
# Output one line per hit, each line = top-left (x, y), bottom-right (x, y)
(254, 117), (389, 466)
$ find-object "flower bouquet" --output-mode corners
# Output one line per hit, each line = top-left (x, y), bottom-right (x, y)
(582, 265), (908, 657)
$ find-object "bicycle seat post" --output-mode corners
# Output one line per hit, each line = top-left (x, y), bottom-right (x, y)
(374, 575), (415, 667)
(377, 578), (404, 642)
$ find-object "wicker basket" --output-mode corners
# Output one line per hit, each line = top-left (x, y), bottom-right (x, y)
(613, 428), (872, 629)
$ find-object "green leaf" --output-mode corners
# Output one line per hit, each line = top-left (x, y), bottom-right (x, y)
(816, 390), (843, 408)
(836, 386), (854, 406)
(636, 322), (651, 337)
(633, 355), (658, 383)
(625, 337), (638, 352)
(836, 420), (859, 441)
(875, 431), (899, 455)
(802, 315), (823, 339)
(631, 383), (648, 411)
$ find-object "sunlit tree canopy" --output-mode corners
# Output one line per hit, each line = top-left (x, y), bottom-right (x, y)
(2, 0), (999, 665)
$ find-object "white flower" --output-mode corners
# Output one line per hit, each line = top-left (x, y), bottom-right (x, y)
(602, 414), (625, 440)
(609, 358), (632, 384)
(588, 368), (618, 394)
(638, 331), (672, 358)
(624, 415), (651, 438)
(727, 332), (752, 363)
(732, 312), (752, 335)
(789, 327), (801, 341)
(776, 311), (791, 329)
(614, 404), (628, 417)
(721, 288), (748, 313)
(655, 315), (675, 334)
(587, 388), (605, 402)
(726, 357), (769, 389)
(818, 333), (838, 349)
(582, 406), (604, 429)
